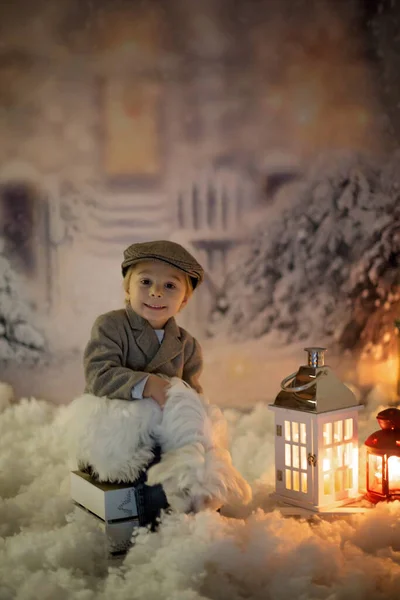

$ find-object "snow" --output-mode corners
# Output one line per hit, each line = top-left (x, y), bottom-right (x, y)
(1, 373), (400, 600)
(0, 247), (46, 365)
(209, 152), (400, 365)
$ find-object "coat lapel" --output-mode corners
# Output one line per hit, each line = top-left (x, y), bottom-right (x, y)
(125, 305), (182, 372)
(125, 304), (160, 360)
(146, 317), (182, 373)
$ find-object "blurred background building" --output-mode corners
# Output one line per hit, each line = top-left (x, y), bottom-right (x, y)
(0, 0), (398, 402)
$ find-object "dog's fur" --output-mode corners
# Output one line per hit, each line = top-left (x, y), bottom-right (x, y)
(61, 378), (252, 512)
(59, 394), (162, 483)
(147, 380), (252, 512)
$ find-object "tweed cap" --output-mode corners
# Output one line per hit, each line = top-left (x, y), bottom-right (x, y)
(121, 240), (204, 289)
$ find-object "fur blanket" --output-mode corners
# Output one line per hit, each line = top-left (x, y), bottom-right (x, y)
(60, 378), (252, 513)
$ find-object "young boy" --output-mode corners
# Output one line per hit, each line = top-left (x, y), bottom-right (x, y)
(83, 239), (204, 408)
(75, 242), (251, 518)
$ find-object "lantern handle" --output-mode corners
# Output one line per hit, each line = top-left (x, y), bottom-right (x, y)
(280, 370), (327, 393)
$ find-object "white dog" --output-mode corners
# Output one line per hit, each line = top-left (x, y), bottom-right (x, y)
(147, 380), (252, 512)
(60, 378), (252, 512)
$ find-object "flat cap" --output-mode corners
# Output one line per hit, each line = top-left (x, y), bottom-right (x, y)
(121, 240), (204, 289)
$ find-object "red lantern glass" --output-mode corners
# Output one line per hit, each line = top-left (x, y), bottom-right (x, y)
(365, 408), (400, 502)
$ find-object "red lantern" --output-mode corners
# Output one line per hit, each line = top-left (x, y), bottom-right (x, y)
(364, 407), (400, 502)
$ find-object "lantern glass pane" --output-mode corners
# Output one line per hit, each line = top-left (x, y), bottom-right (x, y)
(323, 447), (332, 472)
(300, 423), (306, 444)
(285, 444), (291, 467)
(335, 469), (343, 493)
(368, 454), (383, 494)
(388, 456), (400, 492)
(293, 446), (299, 469)
(301, 446), (307, 470)
(323, 423), (332, 446)
(285, 469), (291, 490)
(293, 470), (300, 492)
(334, 444), (344, 468)
(334, 420), (343, 443)
(285, 421), (291, 441)
(344, 443), (352, 466)
(344, 418), (353, 440)
(323, 472), (333, 496)
(301, 472), (307, 493)
(344, 467), (353, 490)
(292, 422), (299, 443)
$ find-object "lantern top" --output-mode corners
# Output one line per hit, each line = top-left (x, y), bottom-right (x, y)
(365, 428), (400, 455)
(272, 347), (358, 414)
(304, 347), (326, 367)
(376, 408), (400, 430)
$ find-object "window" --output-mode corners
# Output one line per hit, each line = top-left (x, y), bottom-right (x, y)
(323, 417), (354, 496)
(368, 454), (383, 495)
(284, 420), (308, 494)
(388, 456), (400, 492)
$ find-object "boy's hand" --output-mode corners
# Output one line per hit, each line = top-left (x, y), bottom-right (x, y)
(143, 375), (170, 408)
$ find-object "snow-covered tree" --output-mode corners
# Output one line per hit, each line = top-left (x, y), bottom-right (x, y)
(0, 238), (46, 364)
(209, 152), (400, 360)
(341, 195), (400, 361)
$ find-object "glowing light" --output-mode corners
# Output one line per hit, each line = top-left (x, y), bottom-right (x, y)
(352, 447), (359, 491)
(323, 422), (332, 445)
(323, 458), (331, 472)
(334, 420), (343, 443)
(388, 456), (400, 490)
(357, 355), (398, 390)
(344, 418), (353, 441)
(227, 357), (253, 379)
(368, 453), (383, 495)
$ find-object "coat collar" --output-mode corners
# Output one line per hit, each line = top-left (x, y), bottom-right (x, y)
(125, 304), (182, 372)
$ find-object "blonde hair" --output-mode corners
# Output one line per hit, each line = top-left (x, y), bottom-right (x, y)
(123, 264), (193, 304)
(123, 266), (134, 302)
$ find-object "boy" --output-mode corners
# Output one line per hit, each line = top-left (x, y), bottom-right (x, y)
(84, 239), (204, 408)
(75, 242), (251, 518)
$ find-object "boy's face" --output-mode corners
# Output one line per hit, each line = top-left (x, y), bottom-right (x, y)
(127, 260), (189, 328)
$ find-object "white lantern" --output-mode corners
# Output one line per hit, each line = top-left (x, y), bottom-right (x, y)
(269, 348), (362, 512)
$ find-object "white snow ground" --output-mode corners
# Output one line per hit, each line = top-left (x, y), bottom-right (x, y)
(1, 368), (400, 600)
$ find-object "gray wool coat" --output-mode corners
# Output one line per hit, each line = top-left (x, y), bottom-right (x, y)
(83, 304), (203, 400)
